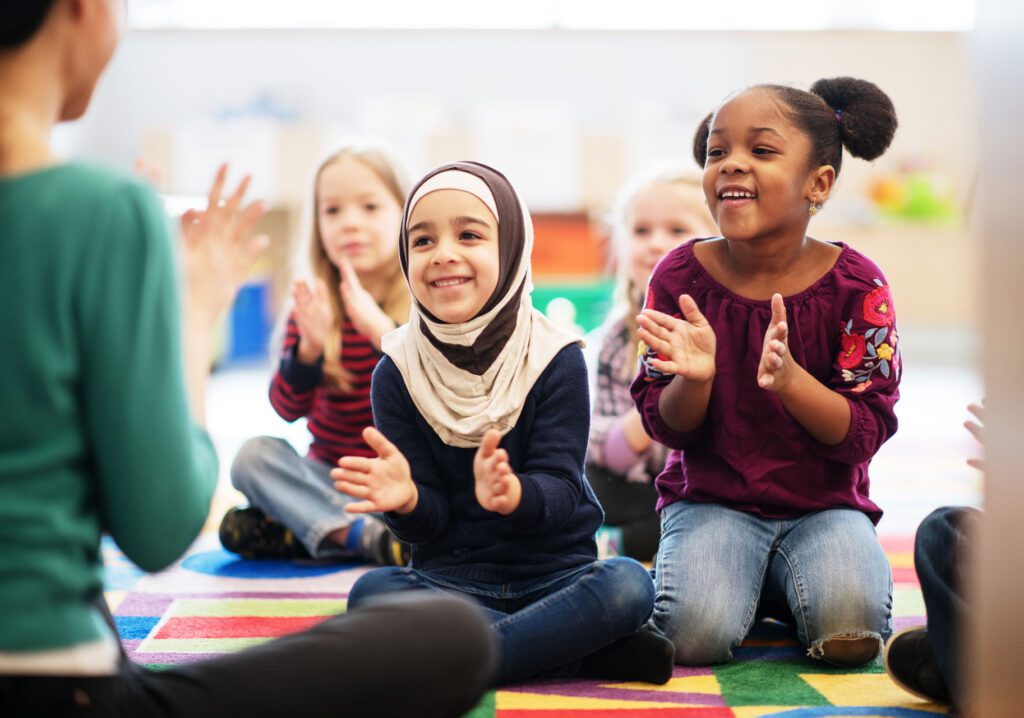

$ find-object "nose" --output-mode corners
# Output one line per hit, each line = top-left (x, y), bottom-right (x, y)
(430, 235), (459, 264)
(339, 206), (362, 231)
(720, 155), (748, 175)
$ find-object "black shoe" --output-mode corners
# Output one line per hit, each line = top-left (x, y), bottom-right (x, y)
(219, 507), (311, 560)
(883, 626), (951, 704)
(356, 516), (411, 566)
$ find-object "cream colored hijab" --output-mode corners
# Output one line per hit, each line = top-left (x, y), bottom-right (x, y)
(381, 161), (582, 448)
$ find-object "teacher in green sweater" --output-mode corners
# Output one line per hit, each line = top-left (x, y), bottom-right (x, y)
(0, 2), (495, 717)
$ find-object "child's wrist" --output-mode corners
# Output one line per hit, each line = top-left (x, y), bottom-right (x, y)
(296, 339), (323, 364)
(393, 483), (418, 515)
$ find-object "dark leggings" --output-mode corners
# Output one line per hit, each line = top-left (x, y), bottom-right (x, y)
(0, 593), (496, 718)
(587, 463), (661, 562)
(915, 505), (978, 704)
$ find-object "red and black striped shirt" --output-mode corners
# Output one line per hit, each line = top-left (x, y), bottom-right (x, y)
(269, 313), (380, 465)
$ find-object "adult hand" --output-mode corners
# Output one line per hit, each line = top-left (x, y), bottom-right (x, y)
(180, 164), (267, 329)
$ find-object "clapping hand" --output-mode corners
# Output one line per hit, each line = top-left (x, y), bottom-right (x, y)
(636, 294), (717, 382)
(332, 427), (418, 515)
(473, 429), (522, 515)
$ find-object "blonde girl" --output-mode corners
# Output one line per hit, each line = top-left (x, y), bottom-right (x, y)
(221, 144), (412, 565)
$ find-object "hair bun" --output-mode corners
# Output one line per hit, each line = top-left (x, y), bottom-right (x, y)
(810, 77), (898, 161)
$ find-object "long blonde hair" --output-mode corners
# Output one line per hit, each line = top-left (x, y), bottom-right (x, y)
(310, 144), (411, 391)
(607, 169), (716, 379)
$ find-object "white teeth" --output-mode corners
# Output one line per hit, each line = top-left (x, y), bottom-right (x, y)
(720, 190), (756, 199)
(433, 278), (469, 288)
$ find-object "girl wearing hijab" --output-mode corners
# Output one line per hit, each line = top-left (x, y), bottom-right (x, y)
(332, 161), (675, 685)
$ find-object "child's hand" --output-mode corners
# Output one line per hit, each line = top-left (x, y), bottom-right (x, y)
(965, 401), (986, 471)
(181, 164), (268, 328)
(292, 278), (333, 364)
(332, 427), (418, 515)
(636, 294), (716, 382)
(757, 294), (797, 392)
(338, 256), (396, 349)
(473, 429), (522, 515)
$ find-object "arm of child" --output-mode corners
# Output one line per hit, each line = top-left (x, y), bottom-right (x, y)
(631, 290), (716, 449)
(269, 312), (322, 422)
(338, 256), (398, 352)
(333, 427), (418, 514)
(757, 293), (853, 445)
(500, 345), (591, 531)
(355, 358), (452, 542)
(763, 280), (901, 464)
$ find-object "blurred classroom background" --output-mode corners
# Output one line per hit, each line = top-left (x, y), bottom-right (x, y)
(61, 0), (984, 531)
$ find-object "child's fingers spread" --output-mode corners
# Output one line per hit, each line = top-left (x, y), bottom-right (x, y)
(225, 174), (252, 215)
(637, 327), (669, 355)
(338, 456), (373, 471)
(770, 293), (787, 324)
(343, 500), (377, 514)
(332, 468), (373, 485)
(362, 426), (398, 458)
(335, 481), (371, 499)
(237, 199), (266, 237)
(677, 294), (708, 326)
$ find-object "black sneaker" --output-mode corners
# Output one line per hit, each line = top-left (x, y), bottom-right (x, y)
(219, 507), (311, 560)
(883, 626), (951, 704)
(356, 516), (411, 566)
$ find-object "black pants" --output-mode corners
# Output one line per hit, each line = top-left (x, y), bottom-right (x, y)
(916, 505), (978, 705)
(587, 463), (661, 562)
(0, 593), (496, 718)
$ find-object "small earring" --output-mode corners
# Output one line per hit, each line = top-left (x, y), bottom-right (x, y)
(808, 202), (821, 216)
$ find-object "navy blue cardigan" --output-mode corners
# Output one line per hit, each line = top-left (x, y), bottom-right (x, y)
(372, 344), (602, 583)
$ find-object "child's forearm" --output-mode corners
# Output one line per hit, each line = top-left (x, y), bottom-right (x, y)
(774, 364), (851, 445)
(657, 374), (714, 433)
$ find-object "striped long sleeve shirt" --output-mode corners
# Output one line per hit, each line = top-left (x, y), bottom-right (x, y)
(269, 313), (380, 465)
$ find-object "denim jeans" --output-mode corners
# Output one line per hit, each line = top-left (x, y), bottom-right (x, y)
(915, 505), (977, 702)
(348, 557), (655, 684)
(651, 500), (893, 665)
(230, 436), (359, 558)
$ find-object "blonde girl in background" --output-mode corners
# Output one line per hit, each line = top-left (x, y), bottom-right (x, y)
(586, 170), (717, 561)
(220, 144), (412, 565)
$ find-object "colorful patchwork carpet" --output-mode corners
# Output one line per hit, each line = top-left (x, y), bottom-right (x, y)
(103, 533), (948, 717)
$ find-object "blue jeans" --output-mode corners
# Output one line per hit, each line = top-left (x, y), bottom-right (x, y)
(652, 500), (893, 665)
(231, 436), (360, 558)
(348, 557), (655, 684)
(916, 505), (977, 703)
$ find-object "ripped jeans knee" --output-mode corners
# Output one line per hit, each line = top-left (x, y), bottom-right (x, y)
(810, 631), (883, 667)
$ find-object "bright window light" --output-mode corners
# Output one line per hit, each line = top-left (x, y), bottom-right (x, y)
(127, 0), (976, 31)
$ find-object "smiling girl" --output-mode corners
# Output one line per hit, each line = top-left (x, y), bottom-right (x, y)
(632, 77), (902, 667)
(333, 161), (676, 685)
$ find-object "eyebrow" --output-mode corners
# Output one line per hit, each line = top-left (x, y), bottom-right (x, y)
(708, 126), (785, 140)
(407, 215), (493, 234)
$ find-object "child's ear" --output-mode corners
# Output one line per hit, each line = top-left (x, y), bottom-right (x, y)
(807, 165), (836, 205)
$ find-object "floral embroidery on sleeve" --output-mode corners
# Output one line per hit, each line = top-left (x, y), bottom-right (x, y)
(838, 279), (901, 392)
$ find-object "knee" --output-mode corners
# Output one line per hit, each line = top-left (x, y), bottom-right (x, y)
(815, 634), (882, 667)
(600, 558), (655, 627)
(916, 506), (969, 561)
(347, 567), (410, 609)
(652, 601), (740, 666)
(230, 436), (280, 494)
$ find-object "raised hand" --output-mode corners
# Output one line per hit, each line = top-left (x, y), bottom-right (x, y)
(636, 294), (716, 382)
(332, 427), (418, 515)
(292, 278), (333, 364)
(338, 256), (396, 350)
(757, 294), (795, 391)
(964, 401), (986, 471)
(181, 164), (268, 327)
(473, 429), (522, 515)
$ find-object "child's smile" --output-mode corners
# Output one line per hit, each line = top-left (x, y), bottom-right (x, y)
(407, 189), (500, 324)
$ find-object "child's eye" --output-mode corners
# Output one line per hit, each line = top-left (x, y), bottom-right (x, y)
(706, 147), (725, 159)
(411, 235), (433, 248)
(670, 226), (690, 235)
(633, 226), (650, 236)
(323, 205), (339, 215)
(459, 231), (481, 241)
(364, 203), (378, 212)
(753, 147), (775, 155)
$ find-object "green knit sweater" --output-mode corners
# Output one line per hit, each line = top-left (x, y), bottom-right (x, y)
(0, 163), (217, 652)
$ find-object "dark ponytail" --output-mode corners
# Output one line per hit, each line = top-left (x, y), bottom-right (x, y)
(691, 77), (898, 178)
(1, 1), (60, 50)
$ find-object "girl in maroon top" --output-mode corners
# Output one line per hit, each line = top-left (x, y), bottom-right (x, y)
(631, 77), (901, 667)
(220, 144), (411, 565)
